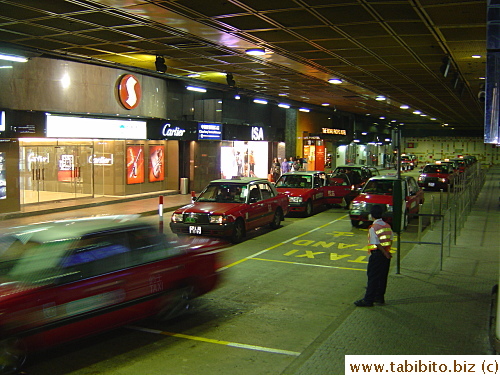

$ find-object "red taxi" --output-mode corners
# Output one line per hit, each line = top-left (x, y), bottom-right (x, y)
(275, 171), (330, 216)
(170, 177), (289, 243)
(0, 215), (227, 373)
(349, 175), (424, 228)
(326, 172), (360, 208)
(401, 154), (416, 170)
(418, 163), (457, 191)
(332, 165), (373, 187)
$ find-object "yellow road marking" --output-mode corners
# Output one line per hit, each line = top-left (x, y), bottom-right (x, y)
(251, 257), (365, 271)
(218, 215), (348, 271)
(127, 326), (300, 356)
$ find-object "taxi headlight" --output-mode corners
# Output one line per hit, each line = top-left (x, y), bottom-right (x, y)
(439, 178), (447, 183)
(350, 201), (366, 210)
(172, 213), (183, 222)
(418, 175), (425, 181)
(209, 215), (225, 224)
(289, 196), (303, 203)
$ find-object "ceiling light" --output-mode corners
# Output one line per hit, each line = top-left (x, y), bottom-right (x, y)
(379, 116), (385, 119)
(361, 132), (367, 135)
(412, 110), (421, 115)
(187, 73), (200, 78)
(430, 117), (437, 121)
(400, 104), (409, 109)
(472, 55), (482, 58)
(385, 138), (391, 142)
(299, 108), (310, 112)
(328, 78), (342, 84)
(0, 53), (28, 62)
(278, 93), (288, 97)
(278, 103), (290, 108)
(234, 95), (241, 100)
(253, 99), (268, 104)
(321, 103), (330, 106)
(479, 77), (485, 80)
(245, 48), (266, 56)
(186, 86), (206, 93)
(375, 96), (386, 101)
(0, 66), (13, 69)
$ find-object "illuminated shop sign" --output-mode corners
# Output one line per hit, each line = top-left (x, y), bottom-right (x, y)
(46, 114), (146, 139)
(251, 126), (264, 141)
(117, 74), (142, 110)
(322, 128), (347, 135)
(28, 153), (49, 163)
(162, 123), (186, 137)
(198, 123), (222, 140)
(0, 111), (4, 132)
(89, 154), (114, 165)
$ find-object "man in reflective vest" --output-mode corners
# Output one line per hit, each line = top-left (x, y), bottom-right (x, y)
(354, 204), (393, 307)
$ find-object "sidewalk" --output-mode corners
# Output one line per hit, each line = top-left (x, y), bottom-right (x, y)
(285, 166), (500, 374)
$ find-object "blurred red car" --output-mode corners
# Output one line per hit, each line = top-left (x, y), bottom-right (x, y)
(0, 215), (227, 373)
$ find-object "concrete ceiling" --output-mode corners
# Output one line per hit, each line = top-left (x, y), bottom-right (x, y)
(0, 0), (487, 133)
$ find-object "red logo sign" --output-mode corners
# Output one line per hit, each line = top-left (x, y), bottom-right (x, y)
(118, 74), (141, 109)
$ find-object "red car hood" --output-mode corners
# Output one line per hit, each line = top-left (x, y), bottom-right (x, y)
(276, 187), (308, 197)
(0, 280), (37, 300)
(354, 193), (393, 205)
(176, 202), (242, 215)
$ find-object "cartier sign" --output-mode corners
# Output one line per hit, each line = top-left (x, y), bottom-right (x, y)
(162, 123), (186, 137)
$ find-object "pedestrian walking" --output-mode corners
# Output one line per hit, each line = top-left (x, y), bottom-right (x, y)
(354, 204), (393, 307)
(281, 157), (290, 174)
(270, 157), (281, 182)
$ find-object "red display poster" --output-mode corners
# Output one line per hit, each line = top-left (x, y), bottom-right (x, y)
(126, 145), (144, 184)
(149, 145), (164, 182)
(58, 154), (80, 182)
(315, 145), (325, 171)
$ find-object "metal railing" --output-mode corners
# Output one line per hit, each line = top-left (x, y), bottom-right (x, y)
(397, 163), (486, 272)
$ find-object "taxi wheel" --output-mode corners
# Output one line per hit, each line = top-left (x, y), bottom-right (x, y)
(304, 201), (313, 217)
(231, 219), (245, 243)
(156, 285), (195, 321)
(269, 208), (283, 229)
(0, 338), (27, 375)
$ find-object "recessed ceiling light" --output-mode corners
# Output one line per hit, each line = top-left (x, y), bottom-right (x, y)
(278, 103), (290, 108)
(299, 108), (310, 112)
(187, 73), (200, 78)
(0, 53), (28, 62)
(472, 55), (482, 58)
(234, 95), (241, 100)
(253, 99), (268, 104)
(412, 110), (421, 115)
(278, 93), (288, 96)
(246, 48), (266, 56)
(375, 96), (386, 101)
(328, 78), (342, 84)
(379, 116), (385, 119)
(400, 104), (409, 109)
(186, 86), (206, 92)
(321, 103), (330, 106)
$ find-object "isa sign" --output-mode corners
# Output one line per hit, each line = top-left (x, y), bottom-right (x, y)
(198, 123), (222, 140)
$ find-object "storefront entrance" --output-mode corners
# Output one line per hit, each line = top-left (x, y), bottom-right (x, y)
(19, 140), (94, 204)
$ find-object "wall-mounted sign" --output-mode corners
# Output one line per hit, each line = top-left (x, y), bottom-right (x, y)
(117, 74), (142, 110)
(251, 126), (264, 141)
(147, 119), (198, 140)
(198, 123), (222, 140)
(322, 128), (347, 135)
(0, 111), (5, 132)
(46, 114), (146, 139)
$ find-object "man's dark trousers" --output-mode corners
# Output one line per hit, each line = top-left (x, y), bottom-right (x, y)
(364, 249), (391, 302)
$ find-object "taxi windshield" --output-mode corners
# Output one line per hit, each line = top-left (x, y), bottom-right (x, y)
(362, 180), (394, 195)
(0, 236), (73, 285)
(197, 184), (247, 203)
(275, 175), (311, 188)
(423, 165), (449, 173)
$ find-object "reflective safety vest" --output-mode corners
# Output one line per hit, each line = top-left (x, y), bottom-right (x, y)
(367, 222), (393, 251)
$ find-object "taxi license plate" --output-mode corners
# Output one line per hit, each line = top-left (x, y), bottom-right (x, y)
(189, 226), (202, 234)
(428, 182), (435, 187)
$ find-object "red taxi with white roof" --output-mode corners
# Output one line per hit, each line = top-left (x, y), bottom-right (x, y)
(325, 172), (360, 208)
(418, 162), (457, 191)
(0, 215), (227, 373)
(170, 177), (289, 243)
(349, 175), (424, 228)
(274, 171), (330, 216)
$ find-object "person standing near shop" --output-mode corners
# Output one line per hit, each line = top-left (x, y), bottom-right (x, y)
(281, 157), (290, 174)
(354, 204), (393, 307)
(270, 157), (281, 182)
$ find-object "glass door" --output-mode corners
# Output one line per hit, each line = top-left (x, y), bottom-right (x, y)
(19, 141), (94, 205)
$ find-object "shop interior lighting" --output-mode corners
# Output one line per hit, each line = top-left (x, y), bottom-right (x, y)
(278, 103), (290, 108)
(186, 86), (206, 93)
(245, 48), (266, 56)
(328, 78), (342, 84)
(299, 108), (310, 112)
(0, 53), (28, 62)
(253, 99), (268, 105)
